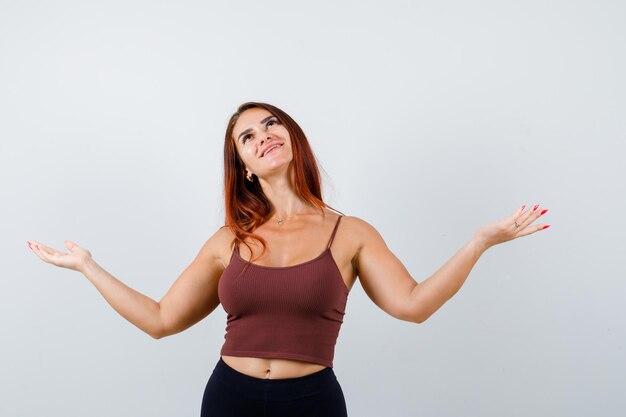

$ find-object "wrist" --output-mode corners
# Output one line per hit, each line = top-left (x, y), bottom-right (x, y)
(470, 234), (492, 254)
(79, 256), (98, 275)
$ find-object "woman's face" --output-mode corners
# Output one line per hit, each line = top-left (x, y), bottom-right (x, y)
(232, 107), (293, 180)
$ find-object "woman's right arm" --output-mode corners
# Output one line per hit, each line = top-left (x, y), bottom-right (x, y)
(29, 227), (228, 339)
(153, 227), (228, 339)
(80, 258), (164, 338)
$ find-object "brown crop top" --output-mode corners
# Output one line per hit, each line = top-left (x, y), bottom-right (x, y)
(217, 215), (348, 368)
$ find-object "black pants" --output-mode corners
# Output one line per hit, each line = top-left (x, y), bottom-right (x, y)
(201, 357), (348, 417)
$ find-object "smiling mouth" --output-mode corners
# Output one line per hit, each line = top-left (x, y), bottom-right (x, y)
(261, 144), (283, 158)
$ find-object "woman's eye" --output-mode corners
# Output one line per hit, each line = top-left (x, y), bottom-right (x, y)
(242, 119), (278, 143)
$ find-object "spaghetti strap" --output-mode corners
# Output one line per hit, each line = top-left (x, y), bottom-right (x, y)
(326, 215), (344, 250)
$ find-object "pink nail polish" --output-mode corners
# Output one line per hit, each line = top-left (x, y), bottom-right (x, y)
(533, 204), (539, 211)
(542, 225), (550, 229)
(540, 209), (548, 215)
(521, 205), (525, 210)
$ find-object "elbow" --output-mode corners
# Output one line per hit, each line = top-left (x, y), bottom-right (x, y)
(150, 304), (167, 339)
(405, 293), (427, 324)
(401, 309), (426, 324)
(405, 284), (425, 324)
(408, 308), (428, 324)
(407, 285), (434, 324)
(414, 309), (432, 324)
(149, 324), (167, 340)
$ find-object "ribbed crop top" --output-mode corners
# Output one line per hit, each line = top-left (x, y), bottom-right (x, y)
(217, 215), (348, 368)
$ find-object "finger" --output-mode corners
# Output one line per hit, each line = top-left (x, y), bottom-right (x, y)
(517, 203), (541, 229)
(31, 243), (56, 262)
(36, 242), (66, 256)
(512, 204), (526, 218)
(28, 243), (42, 258)
(65, 240), (80, 252)
(510, 204), (528, 230)
(38, 243), (53, 253)
(40, 246), (61, 264)
(526, 204), (546, 225)
(516, 223), (550, 238)
(511, 204), (530, 227)
(31, 244), (49, 262)
(46, 246), (66, 256)
(31, 241), (47, 253)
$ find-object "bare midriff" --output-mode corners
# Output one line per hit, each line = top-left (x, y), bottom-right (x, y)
(221, 355), (327, 380)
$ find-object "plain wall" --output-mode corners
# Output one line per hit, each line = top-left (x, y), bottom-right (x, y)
(1, 0), (624, 416)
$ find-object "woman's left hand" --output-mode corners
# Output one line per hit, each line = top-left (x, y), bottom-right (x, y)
(473, 204), (550, 250)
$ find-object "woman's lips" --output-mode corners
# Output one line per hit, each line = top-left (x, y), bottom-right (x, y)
(261, 144), (283, 157)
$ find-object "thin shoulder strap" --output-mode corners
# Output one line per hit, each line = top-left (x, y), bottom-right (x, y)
(326, 215), (344, 249)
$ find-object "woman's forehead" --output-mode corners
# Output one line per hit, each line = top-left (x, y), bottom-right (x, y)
(233, 107), (274, 140)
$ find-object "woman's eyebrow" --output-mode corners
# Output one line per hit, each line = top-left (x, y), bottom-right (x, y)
(237, 115), (275, 142)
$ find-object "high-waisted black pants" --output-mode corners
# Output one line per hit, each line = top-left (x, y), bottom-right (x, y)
(200, 357), (348, 417)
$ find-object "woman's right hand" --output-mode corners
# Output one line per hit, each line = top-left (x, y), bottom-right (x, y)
(27, 240), (93, 272)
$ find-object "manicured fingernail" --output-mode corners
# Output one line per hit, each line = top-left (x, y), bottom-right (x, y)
(540, 209), (548, 215)
(542, 225), (550, 229)
(521, 205), (525, 210)
(533, 204), (539, 211)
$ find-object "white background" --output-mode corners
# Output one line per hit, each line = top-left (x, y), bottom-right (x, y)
(2, 0), (624, 416)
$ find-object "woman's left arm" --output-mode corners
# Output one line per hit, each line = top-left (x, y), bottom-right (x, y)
(354, 204), (549, 323)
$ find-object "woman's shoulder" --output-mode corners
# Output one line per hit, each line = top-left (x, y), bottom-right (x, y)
(204, 225), (237, 267)
(329, 211), (381, 247)
(329, 209), (374, 230)
(214, 223), (237, 248)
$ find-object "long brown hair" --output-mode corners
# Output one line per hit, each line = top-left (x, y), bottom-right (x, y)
(223, 101), (344, 269)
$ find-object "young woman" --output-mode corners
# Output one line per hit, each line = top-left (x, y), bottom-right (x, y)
(27, 102), (550, 416)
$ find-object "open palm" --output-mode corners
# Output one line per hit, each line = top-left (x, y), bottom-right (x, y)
(27, 240), (92, 272)
(474, 203), (550, 249)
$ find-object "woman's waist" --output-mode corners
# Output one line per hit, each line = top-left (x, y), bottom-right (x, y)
(220, 355), (328, 380)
